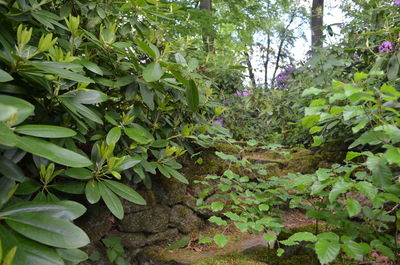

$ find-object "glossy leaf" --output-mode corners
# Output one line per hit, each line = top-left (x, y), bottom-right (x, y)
(106, 127), (121, 145)
(16, 136), (92, 167)
(186, 79), (199, 112)
(98, 182), (123, 220)
(5, 212), (90, 248)
(103, 179), (146, 205)
(0, 96), (34, 126)
(63, 168), (92, 180)
(143, 62), (163, 82)
(15, 125), (76, 138)
(85, 180), (100, 204)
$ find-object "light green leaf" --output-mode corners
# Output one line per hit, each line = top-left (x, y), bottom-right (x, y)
(345, 199), (361, 217)
(85, 180), (100, 204)
(345, 151), (362, 161)
(16, 136), (92, 167)
(342, 241), (371, 260)
(81, 59), (103, 76)
(64, 168), (92, 180)
(315, 239), (340, 264)
(106, 127), (121, 145)
(383, 147), (400, 165)
(15, 125), (76, 138)
(208, 216), (227, 226)
(0, 69), (13, 82)
(365, 156), (392, 188)
(56, 248), (88, 263)
(143, 62), (163, 82)
(98, 182), (123, 220)
(355, 181), (377, 200)
(210, 201), (224, 212)
(0, 95), (34, 126)
(263, 233), (277, 243)
(166, 237), (190, 250)
(214, 234), (228, 248)
(124, 127), (152, 145)
(5, 212), (89, 249)
(302, 115), (320, 129)
(302, 87), (322, 96)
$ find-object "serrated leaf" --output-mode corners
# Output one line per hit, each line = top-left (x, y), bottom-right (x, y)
(211, 201), (224, 212)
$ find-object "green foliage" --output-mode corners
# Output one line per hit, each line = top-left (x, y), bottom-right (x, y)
(102, 237), (129, 265)
(0, 0), (215, 263)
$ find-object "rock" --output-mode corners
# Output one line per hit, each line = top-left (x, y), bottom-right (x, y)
(152, 176), (187, 206)
(169, 205), (204, 234)
(77, 204), (113, 242)
(123, 189), (157, 214)
(183, 194), (214, 218)
(119, 205), (170, 233)
(107, 230), (148, 249)
(147, 228), (180, 245)
(240, 244), (268, 255)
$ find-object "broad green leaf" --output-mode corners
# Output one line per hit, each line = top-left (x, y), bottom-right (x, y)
(383, 147), (400, 165)
(342, 241), (371, 260)
(329, 179), (352, 202)
(81, 59), (103, 76)
(102, 179), (146, 205)
(5, 212), (89, 248)
(287, 232), (317, 243)
(15, 125), (76, 138)
(85, 180), (100, 204)
(0, 156), (27, 182)
(186, 79), (199, 112)
(345, 151), (362, 161)
(164, 166), (189, 184)
(0, 69), (13, 82)
(56, 248), (88, 263)
(64, 168), (92, 180)
(139, 83), (155, 110)
(16, 136), (92, 167)
(124, 127), (152, 144)
(355, 181), (377, 200)
(166, 237), (190, 250)
(259, 204), (270, 211)
(106, 127), (121, 145)
(1, 201), (86, 221)
(214, 234), (228, 248)
(61, 90), (108, 105)
(0, 123), (18, 147)
(387, 54), (399, 81)
(115, 156), (141, 171)
(302, 87), (322, 96)
(315, 239), (340, 264)
(208, 216), (227, 226)
(302, 115), (320, 129)
(31, 61), (94, 83)
(143, 62), (163, 82)
(135, 40), (157, 59)
(0, 95), (34, 126)
(198, 237), (213, 244)
(349, 131), (386, 149)
(365, 156), (392, 188)
(15, 179), (41, 195)
(354, 72), (368, 82)
(2, 246), (16, 265)
(345, 199), (361, 217)
(0, 225), (64, 265)
(51, 181), (85, 194)
(263, 233), (277, 243)
(0, 103), (17, 122)
(98, 182), (123, 220)
(210, 201), (224, 212)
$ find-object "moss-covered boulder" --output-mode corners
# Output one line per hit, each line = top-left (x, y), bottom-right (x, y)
(118, 205), (170, 233)
(170, 205), (204, 233)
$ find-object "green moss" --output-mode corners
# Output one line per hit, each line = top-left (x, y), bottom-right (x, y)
(213, 143), (243, 154)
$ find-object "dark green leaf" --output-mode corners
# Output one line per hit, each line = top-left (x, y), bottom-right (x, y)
(64, 168), (92, 180)
(16, 136), (92, 167)
(103, 179), (146, 205)
(98, 182), (123, 220)
(85, 180), (100, 204)
(106, 127), (121, 145)
(0, 69), (13, 82)
(5, 212), (90, 248)
(15, 125), (76, 138)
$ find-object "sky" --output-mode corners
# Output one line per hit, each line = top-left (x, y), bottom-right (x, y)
(249, 0), (347, 86)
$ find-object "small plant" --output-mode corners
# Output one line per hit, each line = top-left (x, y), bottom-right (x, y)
(102, 237), (130, 265)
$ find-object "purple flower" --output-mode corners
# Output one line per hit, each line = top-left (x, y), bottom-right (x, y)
(395, 0), (400, 5)
(378, 41), (393, 53)
(235, 90), (253, 97)
(338, 23), (344, 29)
(213, 118), (224, 125)
(352, 54), (362, 62)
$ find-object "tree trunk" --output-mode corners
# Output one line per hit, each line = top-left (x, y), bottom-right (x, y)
(271, 14), (295, 87)
(264, 34), (271, 89)
(199, 0), (214, 53)
(311, 0), (324, 52)
(244, 51), (256, 88)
